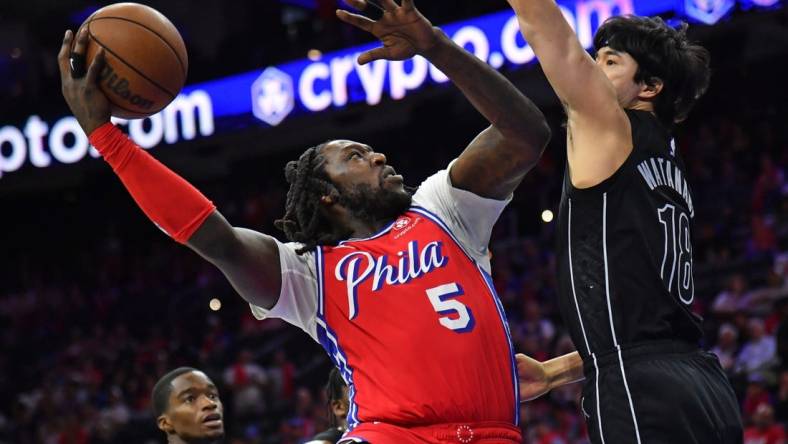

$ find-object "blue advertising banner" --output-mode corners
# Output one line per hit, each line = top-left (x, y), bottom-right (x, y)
(0, 0), (780, 179)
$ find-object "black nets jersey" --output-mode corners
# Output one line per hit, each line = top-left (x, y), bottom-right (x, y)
(556, 109), (703, 361)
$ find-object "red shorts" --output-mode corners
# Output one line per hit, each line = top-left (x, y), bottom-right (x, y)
(339, 421), (522, 444)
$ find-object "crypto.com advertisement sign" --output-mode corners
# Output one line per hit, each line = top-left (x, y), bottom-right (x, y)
(0, 0), (779, 179)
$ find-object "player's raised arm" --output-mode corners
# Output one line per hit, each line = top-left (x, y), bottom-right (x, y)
(336, 0), (550, 200)
(58, 29), (282, 310)
(506, 0), (632, 188)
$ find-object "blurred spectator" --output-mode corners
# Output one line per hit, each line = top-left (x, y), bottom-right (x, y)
(744, 403), (785, 444)
(280, 387), (318, 444)
(223, 349), (268, 422)
(713, 274), (751, 317)
(743, 375), (775, 420)
(516, 300), (556, 349)
(751, 214), (779, 256)
(737, 318), (778, 376)
(268, 350), (296, 401)
(96, 386), (130, 440)
(57, 413), (89, 444)
(752, 154), (785, 214)
(712, 323), (740, 373)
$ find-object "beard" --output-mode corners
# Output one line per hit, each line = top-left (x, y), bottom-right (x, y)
(182, 433), (225, 444)
(338, 181), (413, 226)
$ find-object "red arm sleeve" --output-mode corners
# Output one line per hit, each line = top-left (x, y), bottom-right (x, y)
(89, 122), (216, 244)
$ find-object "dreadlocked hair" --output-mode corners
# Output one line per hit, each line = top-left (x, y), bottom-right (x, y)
(274, 143), (346, 254)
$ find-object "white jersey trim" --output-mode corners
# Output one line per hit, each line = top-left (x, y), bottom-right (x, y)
(569, 198), (604, 441)
(602, 192), (642, 444)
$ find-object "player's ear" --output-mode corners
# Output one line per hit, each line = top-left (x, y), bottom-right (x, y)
(158, 414), (174, 434)
(639, 77), (663, 99)
(321, 183), (346, 207)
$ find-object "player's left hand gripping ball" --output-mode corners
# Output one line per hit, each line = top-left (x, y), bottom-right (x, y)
(58, 28), (111, 136)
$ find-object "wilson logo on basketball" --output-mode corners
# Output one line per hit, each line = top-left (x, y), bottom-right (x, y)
(99, 64), (154, 110)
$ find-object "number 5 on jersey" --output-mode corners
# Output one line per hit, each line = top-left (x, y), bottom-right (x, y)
(425, 283), (476, 333)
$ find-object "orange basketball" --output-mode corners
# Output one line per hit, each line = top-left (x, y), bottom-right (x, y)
(78, 3), (188, 119)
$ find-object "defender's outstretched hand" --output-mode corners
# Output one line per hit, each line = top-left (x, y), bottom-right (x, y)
(336, 0), (440, 65)
(58, 28), (111, 135)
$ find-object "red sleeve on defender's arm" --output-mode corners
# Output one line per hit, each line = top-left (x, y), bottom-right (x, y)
(89, 122), (216, 244)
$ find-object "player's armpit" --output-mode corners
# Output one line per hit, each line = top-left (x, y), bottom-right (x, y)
(564, 115), (632, 189)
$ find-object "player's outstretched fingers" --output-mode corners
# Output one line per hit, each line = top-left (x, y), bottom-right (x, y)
(401, 0), (415, 10)
(58, 30), (74, 82)
(336, 9), (375, 32)
(358, 47), (389, 65)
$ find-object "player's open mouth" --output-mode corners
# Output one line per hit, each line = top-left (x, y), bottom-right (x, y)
(202, 413), (223, 427)
(383, 167), (403, 181)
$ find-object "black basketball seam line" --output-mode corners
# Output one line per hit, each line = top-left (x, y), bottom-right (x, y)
(87, 22), (181, 96)
(88, 16), (187, 77)
(87, 28), (177, 99)
(88, 16), (187, 78)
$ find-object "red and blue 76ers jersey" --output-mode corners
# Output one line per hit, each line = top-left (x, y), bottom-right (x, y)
(250, 167), (518, 429)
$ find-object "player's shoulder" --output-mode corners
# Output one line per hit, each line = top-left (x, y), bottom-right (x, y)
(625, 109), (670, 140)
(412, 168), (450, 201)
(411, 166), (463, 224)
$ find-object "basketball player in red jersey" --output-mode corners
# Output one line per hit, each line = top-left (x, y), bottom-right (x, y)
(59, 0), (551, 442)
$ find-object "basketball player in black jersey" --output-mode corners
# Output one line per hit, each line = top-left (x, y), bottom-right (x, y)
(506, 3), (743, 443)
